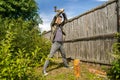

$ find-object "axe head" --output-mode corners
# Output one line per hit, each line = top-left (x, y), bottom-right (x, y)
(54, 6), (57, 12)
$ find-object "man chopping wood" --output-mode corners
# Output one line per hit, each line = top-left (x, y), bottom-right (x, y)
(43, 7), (72, 76)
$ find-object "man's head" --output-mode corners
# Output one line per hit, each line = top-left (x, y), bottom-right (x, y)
(55, 15), (62, 24)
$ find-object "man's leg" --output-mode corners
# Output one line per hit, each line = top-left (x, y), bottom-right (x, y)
(59, 43), (69, 67)
(43, 42), (60, 74)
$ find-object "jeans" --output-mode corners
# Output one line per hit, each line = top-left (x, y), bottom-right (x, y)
(43, 41), (68, 72)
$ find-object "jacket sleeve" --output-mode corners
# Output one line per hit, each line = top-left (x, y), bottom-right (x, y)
(50, 12), (63, 27)
(61, 12), (68, 26)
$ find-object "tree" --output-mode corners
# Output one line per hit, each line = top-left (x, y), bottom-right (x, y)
(0, 0), (42, 25)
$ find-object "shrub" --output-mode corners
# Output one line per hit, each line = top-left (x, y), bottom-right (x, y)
(107, 33), (120, 80)
(0, 17), (51, 79)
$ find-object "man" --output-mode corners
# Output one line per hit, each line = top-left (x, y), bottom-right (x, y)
(43, 9), (72, 76)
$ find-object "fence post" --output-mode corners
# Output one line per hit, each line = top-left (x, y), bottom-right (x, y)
(116, 0), (120, 43)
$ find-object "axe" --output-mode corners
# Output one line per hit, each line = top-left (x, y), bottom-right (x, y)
(54, 6), (64, 12)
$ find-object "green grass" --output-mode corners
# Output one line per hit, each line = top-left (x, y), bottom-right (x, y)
(34, 58), (109, 80)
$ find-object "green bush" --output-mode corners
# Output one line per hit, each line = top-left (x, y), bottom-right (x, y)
(0, 0), (49, 79)
(0, 17), (51, 79)
(107, 33), (120, 80)
(107, 59), (120, 80)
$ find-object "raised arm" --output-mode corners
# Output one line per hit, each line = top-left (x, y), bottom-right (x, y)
(50, 12), (63, 27)
(61, 12), (68, 26)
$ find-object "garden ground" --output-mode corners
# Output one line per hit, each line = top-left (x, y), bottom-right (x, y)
(34, 57), (110, 80)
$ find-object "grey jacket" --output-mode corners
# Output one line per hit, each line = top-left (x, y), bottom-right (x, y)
(50, 12), (68, 42)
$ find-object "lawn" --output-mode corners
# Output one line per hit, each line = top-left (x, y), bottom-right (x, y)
(34, 57), (109, 80)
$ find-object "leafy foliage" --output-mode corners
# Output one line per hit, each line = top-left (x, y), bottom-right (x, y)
(107, 33), (120, 80)
(0, 0), (42, 25)
(0, 16), (51, 79)
(0, 0), (51, 79)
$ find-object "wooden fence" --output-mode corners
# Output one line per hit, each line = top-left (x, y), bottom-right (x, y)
(43, 0), (120, 65)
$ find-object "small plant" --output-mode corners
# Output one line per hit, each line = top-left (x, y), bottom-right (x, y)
(107, 33), (120, 80)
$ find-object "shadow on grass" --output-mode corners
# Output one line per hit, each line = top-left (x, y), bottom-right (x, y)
(47, 62), (64, 72)
(47, 57), (73, 72)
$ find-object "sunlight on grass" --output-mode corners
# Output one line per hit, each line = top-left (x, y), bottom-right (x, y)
(34, 58), (109, 80)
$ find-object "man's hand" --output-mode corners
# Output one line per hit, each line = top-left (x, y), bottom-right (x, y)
(60, 8), (64, 12)
(56, 8), (64, 13)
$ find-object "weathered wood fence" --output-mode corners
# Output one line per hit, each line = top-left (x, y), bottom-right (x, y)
(43, 0), (120, 65)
